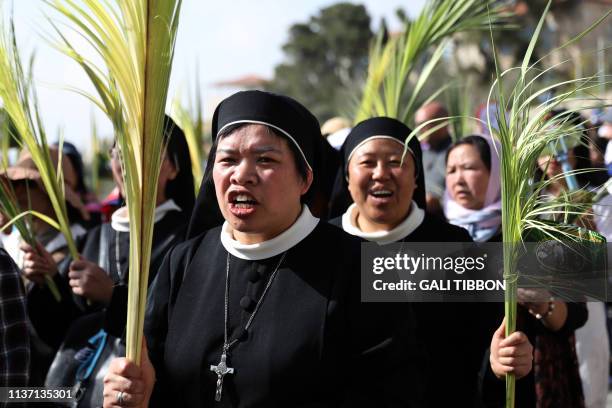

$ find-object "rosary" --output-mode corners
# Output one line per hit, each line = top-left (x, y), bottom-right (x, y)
(209, 251), (287, 402)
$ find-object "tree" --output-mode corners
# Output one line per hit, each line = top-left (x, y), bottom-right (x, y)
(267, 3), (373, 122)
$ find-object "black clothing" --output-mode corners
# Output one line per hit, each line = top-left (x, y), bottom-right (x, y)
(478, 233), (588, 408)
(145, 221), (424, 408)
(27, 210), (188, 348)
(479, 303), (587, 408)
(310, 136), (341, 219)
(164, 116), (196, 215)
(330, 214), (500, 407)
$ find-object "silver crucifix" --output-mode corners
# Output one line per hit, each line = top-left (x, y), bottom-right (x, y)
(210, 350), (234, 402)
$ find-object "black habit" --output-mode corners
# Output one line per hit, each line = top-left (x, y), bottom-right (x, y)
(329, 116), (500, 407)
(144, 221), (425, 408)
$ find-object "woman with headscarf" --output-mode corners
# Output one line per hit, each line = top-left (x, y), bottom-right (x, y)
(329, 117), (532, 407)
(444, 134), (587, 408)
(103, 91), (420, 408)
(444, 135), (502, 242)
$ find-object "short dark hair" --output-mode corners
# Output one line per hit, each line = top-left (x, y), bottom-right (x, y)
(446, 135), (491, 171)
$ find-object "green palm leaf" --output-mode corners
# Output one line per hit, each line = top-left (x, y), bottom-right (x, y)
(486, 2), (611, 405)
(355, 0), (511, 125)
(171, 68), (205, 189)
(0, 11), (87, 302)
(50, 0), (182, 364)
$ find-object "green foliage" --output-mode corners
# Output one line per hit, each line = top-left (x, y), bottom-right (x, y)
(486, 2), (611, 405)
(267, 2), (373, 121)
(356, 0), (512, 125)
(0, 11), (79, 263)
(172, 66), (205, 188)
(445, 80), (473, 141)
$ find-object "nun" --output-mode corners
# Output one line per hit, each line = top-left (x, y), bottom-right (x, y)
(24, 117), (194, 345)
(103, 91), (422, 408)
(329, 117), (533, 407)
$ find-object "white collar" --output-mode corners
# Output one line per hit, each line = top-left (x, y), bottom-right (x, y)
(111, 199), (182, 232)
(341, 201), (425, 245)
(220, 205), (319, 260)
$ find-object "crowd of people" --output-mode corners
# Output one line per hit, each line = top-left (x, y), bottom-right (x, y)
(0, 90), (611, 408)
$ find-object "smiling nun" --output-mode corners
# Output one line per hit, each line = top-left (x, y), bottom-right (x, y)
(102, 91), (423, 408)
(329, 116), (532, 407)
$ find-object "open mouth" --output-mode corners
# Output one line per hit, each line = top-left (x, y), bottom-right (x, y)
(228, 192), (259, 216)
(369, 189), (393, 201)
(231, 193), (258, 208)
(369, 189), (393, 198)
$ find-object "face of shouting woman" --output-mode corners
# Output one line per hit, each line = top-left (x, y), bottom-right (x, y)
(347, 138), (416, 232)
(213, 124), (312, 244)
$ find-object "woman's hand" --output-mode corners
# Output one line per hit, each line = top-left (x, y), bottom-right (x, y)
(69, 259), (114, 304)
(20, 241), (58, 285)
(103, 340), (155, 408)
(490, 319), (533, 380)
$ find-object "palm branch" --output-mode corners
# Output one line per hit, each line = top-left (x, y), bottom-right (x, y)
(171, 67), (205, 188)
(355, 0), (512, 125)
(0, 11), (85, 302)
(486, 2), (611, 405)
(49, 0), (182, 364)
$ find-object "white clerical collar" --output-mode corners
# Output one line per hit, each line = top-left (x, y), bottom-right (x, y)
(220, 205), (319, 260)
(341, 201), (425, 245)
(111, 199), (182, 232)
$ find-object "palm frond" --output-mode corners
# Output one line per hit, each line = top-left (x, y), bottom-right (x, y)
(445, 80), (473, 140)
(49, 0), (183, 364)
(486, 2), (611, 405)
(0, 11), (79, 277)
(355, 0), (512, 125)
(171, 69), (205, 189)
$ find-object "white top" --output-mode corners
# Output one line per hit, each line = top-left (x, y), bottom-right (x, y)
(6, 223), (87, 268)
(341, 201), (425, 245)
(111, 199), (182, 232)
(327, 128), (351, 150)
(605, 140), (612, 165)
(220, 205), (319, 260)
(593, 194), (612, 242)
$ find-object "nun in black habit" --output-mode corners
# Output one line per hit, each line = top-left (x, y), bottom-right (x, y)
(103, 91), (424, 408)
(328, 117), (533, 407)
(27, 117), (195, 349)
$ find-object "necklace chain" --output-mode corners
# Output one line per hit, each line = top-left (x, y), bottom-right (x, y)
(223, 251), (287, 351)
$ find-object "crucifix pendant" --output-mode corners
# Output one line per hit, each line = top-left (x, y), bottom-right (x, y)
(210, 349), (234, 402)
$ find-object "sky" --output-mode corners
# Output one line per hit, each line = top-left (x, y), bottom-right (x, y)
(9, 0), (426, 157)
